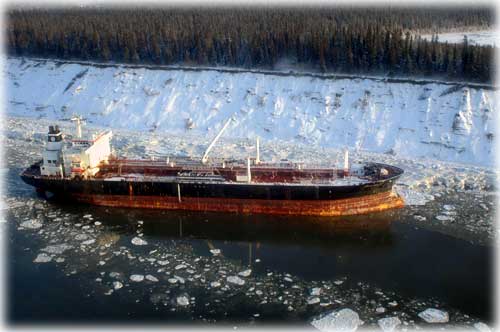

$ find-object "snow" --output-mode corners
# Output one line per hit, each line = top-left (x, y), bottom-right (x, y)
(5, 57), (496, 167)
(311, 308), (362, 332)
(420, 30), (497, 47)
(418, 308), (449, 323)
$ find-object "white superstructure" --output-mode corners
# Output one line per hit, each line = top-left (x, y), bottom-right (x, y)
(40, 125), (65, 177)
(40, 121), (112, 179)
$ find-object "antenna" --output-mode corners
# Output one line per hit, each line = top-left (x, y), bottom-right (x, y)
(201, 118), (233, 164)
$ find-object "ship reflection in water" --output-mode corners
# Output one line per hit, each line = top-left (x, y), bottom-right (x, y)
(103, 207), (398, 251)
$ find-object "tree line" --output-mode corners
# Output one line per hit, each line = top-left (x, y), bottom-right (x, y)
(6, 6), (495, 82)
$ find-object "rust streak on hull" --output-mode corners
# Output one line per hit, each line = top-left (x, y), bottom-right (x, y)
(71, 191), (405, 217)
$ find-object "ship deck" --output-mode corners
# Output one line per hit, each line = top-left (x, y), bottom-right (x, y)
(21, 157), (403, 186)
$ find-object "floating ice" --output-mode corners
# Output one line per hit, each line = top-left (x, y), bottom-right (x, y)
(377, 317), (401, 332)
(388, 301), (398, 307)
(176, 295), (190, 306)
(145, 274), (159, 282)
(20, 219), (42, 229)
(175, 264), (187, 270)
(414, 215), (427, 222)
(210, 281), (221, 288)
(130, 274), (144, 282)
(41, 244), (73, 255)
(376, 307), (386, 314)
(113, 281), (123, 290)
(238, 269), (252, 277)
(210, 249), (221, 256)
(227, 276), (245, 286)
(168, 278), (178, 284)
(81, 239), (95, 245)
(474, 322), (492, 332)
(174, 275), (185, 284)
(310, 287), (322, 296)
(75, 234), (89, 241)
(311, 308), (362, 332)
(131, 237), (148, 246)
(33, 253), (52, 263)
(307, 297), (320, 305)
(436, 215), (454, 221)
(418, 308), (449, 323)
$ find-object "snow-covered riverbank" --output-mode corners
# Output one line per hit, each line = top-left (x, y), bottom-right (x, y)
(5, 57), (497, 167)
(420, 30), (497, 47)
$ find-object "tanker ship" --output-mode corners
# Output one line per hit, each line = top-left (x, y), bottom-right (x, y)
(20, 118), (404, 217)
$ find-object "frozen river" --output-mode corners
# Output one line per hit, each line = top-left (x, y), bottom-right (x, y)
(3, 117), (496, 329)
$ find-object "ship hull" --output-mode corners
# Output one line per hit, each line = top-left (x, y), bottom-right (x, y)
(69, 191), (404, 216)
(21, 170), (404, 217)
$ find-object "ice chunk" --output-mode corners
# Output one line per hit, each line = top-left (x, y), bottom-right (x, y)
(311, 308), (362, 332)
(378, 317), (401, 332)
(307, 297), (320, 305)
(145, 274), (159, 282)
(310, 287), (322, 296)
(418, 308), (449, 323)
(113, 281), (123, 290)
(210, 281), (221, 288)
(131, 237), (148, 246)
(227, 276), (245, 286)
(238, 269), (252, 277)
(130, 274), (144, 282)
(474, 322), (491, 332)
(75, 234), (89, 241)
(176, 295), (190, 306)
(20, 219), (42, 229)
(210, 249), (221, 256)
(41, 244), (73, 255)
(175, 264), (187, 270)
(33, 253), (52, 263)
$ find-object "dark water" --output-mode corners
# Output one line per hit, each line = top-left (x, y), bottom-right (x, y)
(7, 201), (494, 325)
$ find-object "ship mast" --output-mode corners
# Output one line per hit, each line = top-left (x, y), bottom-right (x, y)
(201, 118), (233, 164)
(70, 115), (83, 138)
